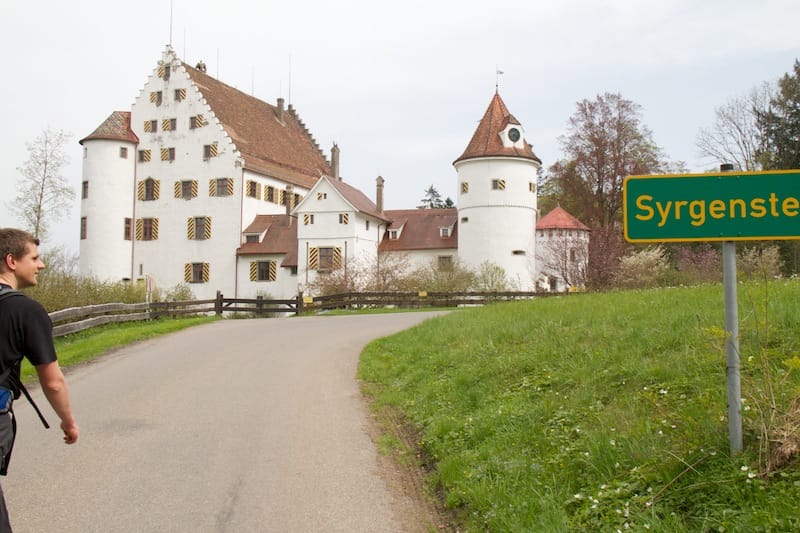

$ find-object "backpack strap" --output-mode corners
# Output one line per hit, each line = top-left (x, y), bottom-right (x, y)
(0, 287), (49, 429)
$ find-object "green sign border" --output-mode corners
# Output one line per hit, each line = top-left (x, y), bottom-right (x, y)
(623, 169), (800, 243)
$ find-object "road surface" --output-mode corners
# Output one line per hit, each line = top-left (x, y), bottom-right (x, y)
(4, 312), (445, 532)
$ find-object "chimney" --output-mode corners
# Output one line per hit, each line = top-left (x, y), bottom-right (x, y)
(331, 143), (340, 181)
(376, 175), (385, 213)
(277, 97), (285, 124)
(285, 184), (293, 215)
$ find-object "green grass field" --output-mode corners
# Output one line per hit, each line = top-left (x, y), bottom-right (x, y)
(359, 281), (800, 532)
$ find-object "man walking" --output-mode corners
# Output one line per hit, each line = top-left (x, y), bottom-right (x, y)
(0, 228), (79, 532)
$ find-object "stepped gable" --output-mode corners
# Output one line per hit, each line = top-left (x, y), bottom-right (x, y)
(453, 92), (541, 165)
(536, 206), (590, 231)
(183, 62), (331, 189)
(237, 214), (299, 266)
(79, 111), (139, 145)
(379, 208), (458, 252)
(325, 177), (391, 222)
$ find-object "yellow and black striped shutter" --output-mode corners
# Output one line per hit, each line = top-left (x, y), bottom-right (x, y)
(161, 119), (170, 131)
(208, 179), (217, 197)
(160, 148), (170, 161)
(157, 65), (166, 79)
(151, 218), (159, 239)
(341, 213), (349, 224)
(137, 181), (145, 201)
(249, 261), (257, 282)
(144, 120), (153, 133)
(208, 143), (218, 158)
(150, 91), (159, 103)
(309, 247), (319, 270)
(153, 180), (160, 200)
(174, 181), (182, 199)
(203, 217), (212, 239)
(135, 219), (143, 240)
(141, 150), (151, 162)
(196, 114), (205, 127)
(186, 217), (195, 239)
(225, 179), (234, 196)
(202, 263), (210, 282)
(191, 180), (198, 198)
(303, 214), (311, 225)
(333, 247), (342, 269)
(176, 88), (186, 101)
(498, 179), (506, 190)
(268, 261), (276, 281)
(278, 189), (285, 205)
(184, 263), (192, 283)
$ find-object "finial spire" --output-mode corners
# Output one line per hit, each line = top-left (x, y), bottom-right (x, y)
(495, 67), (504, 93)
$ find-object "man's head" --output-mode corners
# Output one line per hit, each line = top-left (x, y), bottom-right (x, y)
(0, 228), (45, 289)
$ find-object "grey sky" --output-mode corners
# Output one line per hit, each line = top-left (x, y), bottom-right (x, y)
(2, 0), (798, 253)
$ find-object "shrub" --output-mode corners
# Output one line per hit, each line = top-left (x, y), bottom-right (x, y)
(613, 246), (669, 289)
(738, 244), (783, 280)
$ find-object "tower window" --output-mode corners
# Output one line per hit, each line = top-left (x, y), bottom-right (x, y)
(81, 181), (89, 199)
(492, 179), (506, 190)
(120, 147), (128, 159)
(461, 182), (469, 194)
(80, 217), (87, 240)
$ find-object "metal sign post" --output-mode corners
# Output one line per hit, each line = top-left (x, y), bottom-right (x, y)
(722, 240), (742, 454)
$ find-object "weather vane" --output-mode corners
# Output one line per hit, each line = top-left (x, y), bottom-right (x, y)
(496, 67), (504, 92)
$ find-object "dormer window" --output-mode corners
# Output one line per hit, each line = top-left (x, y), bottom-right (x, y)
(245, 234), (259, 243)
(440, 227), (450, 238)
(388, 229), (399, 240)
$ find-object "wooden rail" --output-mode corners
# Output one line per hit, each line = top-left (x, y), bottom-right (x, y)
(48, 290), (561, 337)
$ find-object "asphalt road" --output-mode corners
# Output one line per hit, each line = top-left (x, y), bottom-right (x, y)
(3, 312), (445, 532)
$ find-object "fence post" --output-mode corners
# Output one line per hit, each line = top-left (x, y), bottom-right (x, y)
(215, 291), (223, 317)
(296, 292), (304, 316)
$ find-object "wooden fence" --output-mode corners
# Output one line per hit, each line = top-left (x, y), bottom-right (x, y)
(49, 290), (558, 337)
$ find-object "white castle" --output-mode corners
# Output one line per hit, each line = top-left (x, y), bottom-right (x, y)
(78, 46), (589, 299)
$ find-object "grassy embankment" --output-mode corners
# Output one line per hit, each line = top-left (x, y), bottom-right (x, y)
(359, 281), (800, 531)
(20, 316), (217, 382)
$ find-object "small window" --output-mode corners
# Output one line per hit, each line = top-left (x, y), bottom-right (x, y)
(144, 120), (157, 133)
(151, 91), (163, 106)
(203, 144), (217, 159)
(461, 182), (469, 194)
(124, 218), (132, 240)
(190, 115), (205, 129)
(120, 147), (128, 159)
(179, 180), (195, 200)
(140, 218), (158, 240)
(187, 263), (209, 283)
(461, 217), (469, 223)
(161, 147), (175, 162)
(191, 217), (210, 240)
(80, 217), (87, 240)
(512, 250), (526, 256)
(492, 179), (506, 190)
(304, 214), (315, 225)
(162, 118), (177, 132)
(174, 88), (186, 102)
(143, 178), (159, 201)
(440, 227), (450, 238)
(160, 64), (170, 80)
(212, 178), (233, 197)
(318, 247), (335, 271)
(388, 229), (399, 240)
(339, 213), (349, 225)
(253, 261), (277, 282)
(265, 186), (275, 203)
(529, 182), (536, 193)
(365, 220), (370, 231)
(138, 150), (151, 162)
(317, 192), (327, 200)
(81, 181), (89, 199)
(245, 235), (259, 243)
(83, 147), (88, 159)
(246, 181), (258, 198)
(437, 255), (453, 271)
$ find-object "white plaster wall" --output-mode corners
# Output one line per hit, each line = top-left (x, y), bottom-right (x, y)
(79, 139), (136, 281)
(455, 157), (539, 291)
(236, 254), (299, 300)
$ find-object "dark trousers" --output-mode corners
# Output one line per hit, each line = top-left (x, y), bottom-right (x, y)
(0, 483), (11, 532)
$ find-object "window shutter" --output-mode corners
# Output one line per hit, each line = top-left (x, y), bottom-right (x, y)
(208, 143), (218, 157)
(208, 179), (217, 197)
(225, 179), (234, 196)
(269, 261), (277, 281)
(174, 181), (182, 198)
(153, 180), (160, 200)
(144, 120), (154, 133)
(204, 217), (212, 239)
(184, 263), (192, 283)
(249, 261), (257, 282)
(135, 219), (143, 240)
(176, 88), (186, 101)
(150, 91), (159, 103)
(191, 180), (198, 198)
(202, 263), (210, 283)
(162, 119), (172, 131)
(161, 148), (170, 161)
(309, 247), (319, 270)
(303, 214), (310, 225)
(256, 183), (262, 199)
(278, 189), (285, 205)
(151, 218), (159, 240)
(186, 217), (195, 239)
(137, 181), (145, 201)
(333, 247), (342, 269)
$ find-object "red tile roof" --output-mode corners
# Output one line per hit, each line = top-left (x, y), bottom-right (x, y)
(237, 215), (299, 266)
(454, 92), (541, 165)
(380, 209), (458, 252)
(536, 207), (590, 231)
(182, 63), (332, 190)
(326, 177), (391, 223)
(79, 111), (139, 145)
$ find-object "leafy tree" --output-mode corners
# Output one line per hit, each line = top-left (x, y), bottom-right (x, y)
(9, 129), (75, 241)
(696, 83), (772, 171)
(756, 60), (800, 170)
(547, 93), (665, 227)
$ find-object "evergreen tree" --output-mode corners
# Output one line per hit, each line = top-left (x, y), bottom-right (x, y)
(756, 60), (800, 170)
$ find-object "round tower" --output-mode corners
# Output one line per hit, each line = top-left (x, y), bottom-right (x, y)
(78, 111), (139, 281)
(453, 92), (541, 291)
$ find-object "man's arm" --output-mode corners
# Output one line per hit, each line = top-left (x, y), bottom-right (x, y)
(35, 362), (79, 444)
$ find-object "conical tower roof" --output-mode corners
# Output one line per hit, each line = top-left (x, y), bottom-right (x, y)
(79, 111), (139, 145)
(453, 92), (541, 165)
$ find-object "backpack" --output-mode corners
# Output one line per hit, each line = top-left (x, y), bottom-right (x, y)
(0, 287), (50, 429)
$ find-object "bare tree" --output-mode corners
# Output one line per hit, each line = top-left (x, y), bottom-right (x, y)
(10, 129), (75, 241)
(696, 83), (773, 171)
(536, 234), (588, 290)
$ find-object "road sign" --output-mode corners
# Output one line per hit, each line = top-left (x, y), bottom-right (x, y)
(623, 170), (800, 243)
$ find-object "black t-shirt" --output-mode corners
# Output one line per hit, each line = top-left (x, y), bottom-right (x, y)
(0, 284), (57, 392)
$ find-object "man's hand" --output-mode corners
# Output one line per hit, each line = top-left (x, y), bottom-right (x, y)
(61, 420), (79, 444)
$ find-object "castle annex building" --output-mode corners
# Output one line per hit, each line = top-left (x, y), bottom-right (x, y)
(79, 46), (588, 299)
